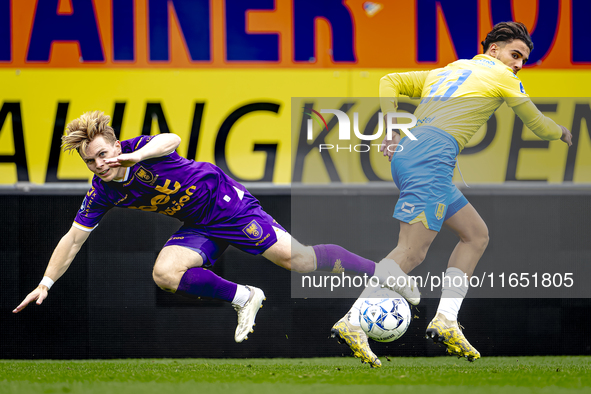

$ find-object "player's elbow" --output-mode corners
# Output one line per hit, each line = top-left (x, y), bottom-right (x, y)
(530, 124), (557, 141)
(166, 133), (182, 153)
(170, 133), (181, 146)
(155, 133), (182, 155)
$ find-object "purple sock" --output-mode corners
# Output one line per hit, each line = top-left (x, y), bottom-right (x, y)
(176, 267), (237, 302)
(312, 244), (376, 276)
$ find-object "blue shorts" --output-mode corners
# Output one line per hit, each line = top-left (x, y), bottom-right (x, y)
(163, 203), (286, 267)
(391, 126), (468, 232)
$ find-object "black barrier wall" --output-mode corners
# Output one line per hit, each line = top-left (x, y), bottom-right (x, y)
(1, 189), (590, 359)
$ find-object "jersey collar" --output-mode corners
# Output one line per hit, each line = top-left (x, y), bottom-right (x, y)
(112, 167), (130, 183)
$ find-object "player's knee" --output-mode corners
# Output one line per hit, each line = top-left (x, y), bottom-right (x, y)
(462, 223), (489, 252)
(476, 226), (490, 252)
(396, 244), (428, 269)
(409, 248), (428, 267)
(152, 267), (166, 288)
(152, 263), (175, 292)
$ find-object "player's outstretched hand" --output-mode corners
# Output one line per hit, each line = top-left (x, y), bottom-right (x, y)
(104, 152), (142, 168)
(560, 125), (572, 147)
(13, 286), (49, 313)
(379, 132), (402, 162)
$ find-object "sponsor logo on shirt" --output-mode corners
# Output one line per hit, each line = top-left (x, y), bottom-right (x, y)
(519, 82), (526, 94)
(473, 58), (494, 68)
(243, 220), (263, 240)
(127, 178), (195, 215)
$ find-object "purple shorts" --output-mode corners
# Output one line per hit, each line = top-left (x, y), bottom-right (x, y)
(163, 204), (286, 267)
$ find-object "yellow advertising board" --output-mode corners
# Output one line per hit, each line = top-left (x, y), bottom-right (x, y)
(291, 95), (591, 184)
(0, 69), (347, 184)
(2, 1), (591, 184)
(1, 69), (591, 184)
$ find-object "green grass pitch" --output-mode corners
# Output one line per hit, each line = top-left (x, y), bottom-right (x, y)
(1, 356), (590, 394)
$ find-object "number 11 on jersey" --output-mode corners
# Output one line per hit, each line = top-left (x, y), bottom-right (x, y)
(421, 70), (473, 104)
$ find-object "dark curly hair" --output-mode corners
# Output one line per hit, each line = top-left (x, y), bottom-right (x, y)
(481, 22), (533, 53)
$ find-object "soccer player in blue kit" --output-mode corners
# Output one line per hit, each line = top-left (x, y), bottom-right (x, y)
(331, 22), (573, 366)
(12, 110), (413, 346)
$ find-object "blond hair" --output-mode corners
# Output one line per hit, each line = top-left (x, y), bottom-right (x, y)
(62, 110), (117, 156)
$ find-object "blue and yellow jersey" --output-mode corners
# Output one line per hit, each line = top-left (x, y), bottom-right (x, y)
(380, 54), (562, 151)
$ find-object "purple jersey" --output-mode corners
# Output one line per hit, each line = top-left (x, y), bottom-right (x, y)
(73, 136), (259, 232)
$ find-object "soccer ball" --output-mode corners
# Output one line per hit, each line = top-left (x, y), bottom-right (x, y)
(359, 289), (411, 342)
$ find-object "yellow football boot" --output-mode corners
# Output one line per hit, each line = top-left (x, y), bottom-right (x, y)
(331, 313), (382, 368)
(425, 312), (481, 361)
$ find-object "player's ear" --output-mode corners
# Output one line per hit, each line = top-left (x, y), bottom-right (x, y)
(114, 140), (121, 154)
(489, 43), (499, 57)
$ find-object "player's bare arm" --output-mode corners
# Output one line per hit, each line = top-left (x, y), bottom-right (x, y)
(105, 133), (181, 168)
(13, 226), (90, 313)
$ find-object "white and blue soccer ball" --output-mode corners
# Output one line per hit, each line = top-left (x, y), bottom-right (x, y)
(359, 289), (411, 342)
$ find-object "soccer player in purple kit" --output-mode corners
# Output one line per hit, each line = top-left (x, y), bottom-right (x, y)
(13, 110), (413, 352)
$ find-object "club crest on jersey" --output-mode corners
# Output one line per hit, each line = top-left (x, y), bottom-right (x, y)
(135, 166), (155, 184)
(243, 220), (263, 240)
(435, 203), (446, 220)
